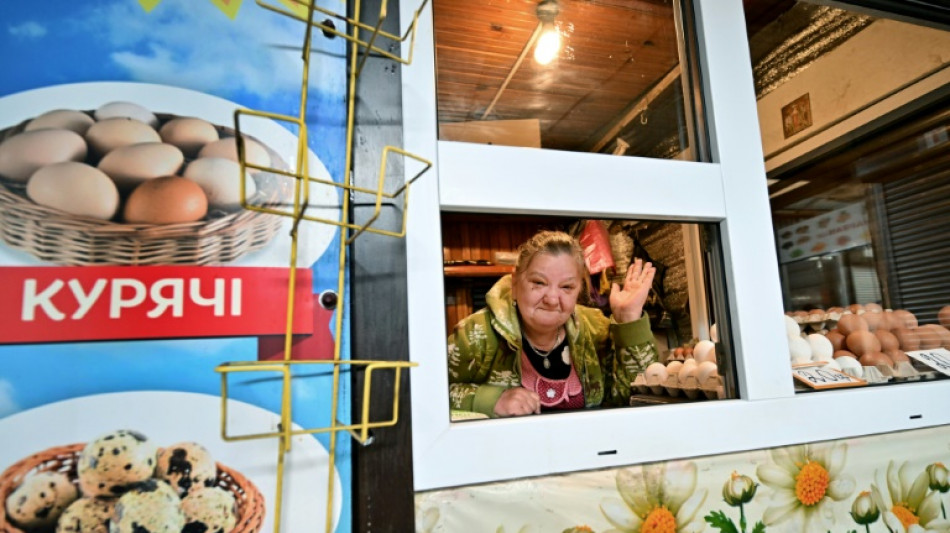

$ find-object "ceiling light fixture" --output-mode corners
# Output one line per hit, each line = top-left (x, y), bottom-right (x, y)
(534, 0), (561, 65)
(480, 0), (561, 119)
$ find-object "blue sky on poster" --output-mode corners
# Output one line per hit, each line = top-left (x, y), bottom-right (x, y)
(0, 337), (349, 449)
(1, 0), (347, 179)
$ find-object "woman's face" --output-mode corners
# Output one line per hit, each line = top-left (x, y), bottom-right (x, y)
(512, 252), (583, 335)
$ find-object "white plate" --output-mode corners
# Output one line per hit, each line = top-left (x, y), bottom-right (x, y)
(0, 81), (339, 268)
(0, 391), (342, 532)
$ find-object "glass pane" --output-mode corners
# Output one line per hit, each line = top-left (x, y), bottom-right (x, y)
(771, 101), (950, 391)
(432, 0), (703, 160)
(747, 0), (950, 391)
(441, 212), (733, 421)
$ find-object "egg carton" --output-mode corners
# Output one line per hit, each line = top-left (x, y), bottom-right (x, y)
(633, 374), (724, 400)
(839, 361), (928, 384)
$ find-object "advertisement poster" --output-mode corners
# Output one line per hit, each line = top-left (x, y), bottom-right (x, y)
(776, 201), (871, 263)
(0, 1), (350, 532)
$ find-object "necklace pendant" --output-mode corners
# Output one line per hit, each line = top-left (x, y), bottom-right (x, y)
(543, 358), (550, 369)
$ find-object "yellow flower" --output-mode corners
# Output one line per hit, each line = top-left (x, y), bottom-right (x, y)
(871, 461), (950, 533)
(599, 461), (708, 533)
(755, 443), (855, 532)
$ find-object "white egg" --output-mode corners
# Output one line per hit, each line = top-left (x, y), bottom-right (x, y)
(644, 362), (668, 384)
(696, 361), (718, 383)
(693, 340), (716, 363)
(183, 157), (257, 209)
(835, 355), (863, 377)
(806, 333), (834, 362)
(784, 315), (800, 338)
(823, 358), (842, 372)
(681, 363), (700, 383)
(95, 101), (159, 128)
(681, 358), (697, 372)
(25, 109), (95, 135)
(788, 336), (812, 361)
(665, 360), (684, 375)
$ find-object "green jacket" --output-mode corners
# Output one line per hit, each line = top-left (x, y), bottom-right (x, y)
(447, 275), (659, 417)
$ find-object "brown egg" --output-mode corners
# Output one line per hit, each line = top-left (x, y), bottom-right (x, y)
(98, 142), (184, 190)
(893, 327), (920, 352)
(85, 118), (160, 157)
(124, 176), (207, 224)
(885, 349), (909, 365)
(198, 136), (271, 168)
(917, 324), (945, 350)
(892, 310), (918, 329)
(0, 129), (87, 182)
(859, 351), (893, 368)
(939, 306), (950, 328)
(825, 330), (846, 352)
(159, 117), (219, 158)
(846, 330), (881, 356)
(863, 311), (884, 332)
(848, 304), (864, 314)
(864, 303), (883, 313)
(26, 162), (119, 220)
(26, 109), (95, 135)
(837, 314), (869, 336)
(833, 349), (857, 359)
(874, 329), (900, 352)
(881, 310), (901, 331)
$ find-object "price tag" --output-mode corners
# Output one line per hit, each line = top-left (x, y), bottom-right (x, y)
(906, 348), (950, 376)
(792, 365), (866, 389)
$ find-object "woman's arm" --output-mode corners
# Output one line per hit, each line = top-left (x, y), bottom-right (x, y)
(447, 310), (517, 416)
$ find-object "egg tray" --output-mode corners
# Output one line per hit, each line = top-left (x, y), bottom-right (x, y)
(0, 113), (288, 266)
(632, 374), (725, 401)
(0, 443), (265, 533)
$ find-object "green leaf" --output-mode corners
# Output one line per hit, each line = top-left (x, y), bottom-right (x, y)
(751, 521), (766, 533)
(704, 510), (739, 533)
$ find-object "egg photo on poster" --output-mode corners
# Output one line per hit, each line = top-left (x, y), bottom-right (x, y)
(0, 391), (344, 533)
(0, 83), (340, 269)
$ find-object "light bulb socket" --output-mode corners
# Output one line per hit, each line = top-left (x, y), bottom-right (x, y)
(536, 0), (559, 23)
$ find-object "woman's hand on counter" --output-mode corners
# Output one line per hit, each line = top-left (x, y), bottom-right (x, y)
(494, 387), (541, 417)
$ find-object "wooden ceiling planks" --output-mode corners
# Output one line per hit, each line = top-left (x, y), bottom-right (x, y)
(433, 0), (681, 151)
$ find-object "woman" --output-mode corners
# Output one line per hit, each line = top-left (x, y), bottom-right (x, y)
(447, 230), (659, 418)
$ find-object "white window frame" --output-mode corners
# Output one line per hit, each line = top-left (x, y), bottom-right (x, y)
(401, 0), (950, 491)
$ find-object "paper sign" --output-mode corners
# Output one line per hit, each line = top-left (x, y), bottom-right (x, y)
(793, 365), (866, 389)
(906, 348), (950, 377)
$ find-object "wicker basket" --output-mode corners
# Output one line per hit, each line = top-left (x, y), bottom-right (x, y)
(0, 113), (288, 265)
(0, 443), (265, 533)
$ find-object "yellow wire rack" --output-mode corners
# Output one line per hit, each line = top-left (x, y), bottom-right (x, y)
(213, 0), (431, 531)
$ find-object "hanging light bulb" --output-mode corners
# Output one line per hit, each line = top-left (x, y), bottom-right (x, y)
(534, 0), (560, 66)
(534, 25), (560, 65)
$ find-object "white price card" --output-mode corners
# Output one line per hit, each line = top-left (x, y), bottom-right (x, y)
(906, 348), (950, 377)
(792, 364), (866, 389)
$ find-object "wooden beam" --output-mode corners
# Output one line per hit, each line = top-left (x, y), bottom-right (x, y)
(585, 64), (681, 153)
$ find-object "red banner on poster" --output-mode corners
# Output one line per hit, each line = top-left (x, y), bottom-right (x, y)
(0, 266), (314, 344)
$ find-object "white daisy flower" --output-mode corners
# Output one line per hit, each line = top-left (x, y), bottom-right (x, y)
(600, 461), (708, 533)
(755, 443), (855, 532)
(871, 461), (950, 532)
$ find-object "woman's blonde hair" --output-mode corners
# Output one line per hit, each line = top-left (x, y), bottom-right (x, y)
(514, 230), (590, 304)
